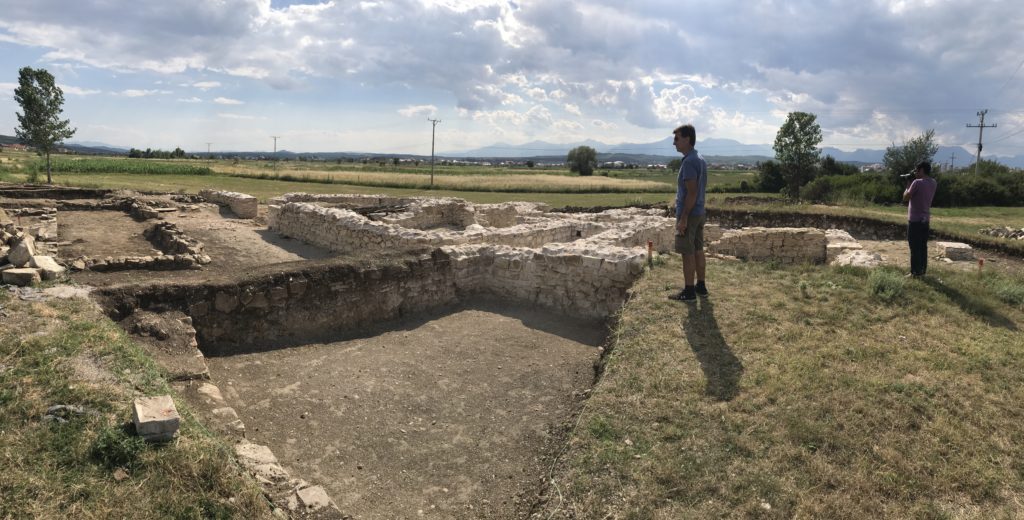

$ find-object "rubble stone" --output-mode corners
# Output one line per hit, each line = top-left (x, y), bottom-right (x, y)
(131, 395), (180, 442)
(2, 267), (41, 286)
(29, 255), (66, 280)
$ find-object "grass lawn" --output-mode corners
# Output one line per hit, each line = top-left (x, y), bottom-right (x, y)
(538, 256), (1024, 518)
(0, 290), (271, 519)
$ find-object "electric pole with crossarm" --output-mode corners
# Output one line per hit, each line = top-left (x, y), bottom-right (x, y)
(966, 110), (996, 175)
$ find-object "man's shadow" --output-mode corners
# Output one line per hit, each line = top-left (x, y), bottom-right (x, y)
(682, 299), (743, 401)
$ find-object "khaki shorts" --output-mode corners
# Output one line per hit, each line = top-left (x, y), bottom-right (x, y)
(674, 214), (706, 255)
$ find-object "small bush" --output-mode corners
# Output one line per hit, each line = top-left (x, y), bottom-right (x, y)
(868, 268), (905, 303)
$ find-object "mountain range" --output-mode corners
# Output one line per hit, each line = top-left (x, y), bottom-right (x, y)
(3, 134), (1022, 168)
(449, 137), (1019, 168)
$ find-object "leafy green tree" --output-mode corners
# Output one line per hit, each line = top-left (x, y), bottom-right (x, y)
(526, 160), (535, 168)
(773, 111), (822, 198)
(14, 67), (76, 183)
(755, 160), (785, 193)
(567, 145), (596, 176)
(667, 158), (682, 172)
(883, 129), (938, 184)
(820, 155), (858, 176)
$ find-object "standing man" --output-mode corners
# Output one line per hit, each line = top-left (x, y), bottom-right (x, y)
(670, 124), (709, 302)
(902, 160), (937, 277)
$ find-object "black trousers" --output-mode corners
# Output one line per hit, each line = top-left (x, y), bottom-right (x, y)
(908, 221), (930, 275)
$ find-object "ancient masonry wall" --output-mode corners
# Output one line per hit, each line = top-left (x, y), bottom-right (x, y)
(709, 227), (827, 264)
(199, 189), (258, 219)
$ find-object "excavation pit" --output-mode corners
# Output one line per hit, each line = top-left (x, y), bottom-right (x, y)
(205, 301), (605, 519)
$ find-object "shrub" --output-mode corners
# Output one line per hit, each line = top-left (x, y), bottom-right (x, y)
(868, 268), (905, 303)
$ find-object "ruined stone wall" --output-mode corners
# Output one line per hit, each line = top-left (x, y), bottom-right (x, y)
(445, 243), (645, 319)
(709, 227), (827, 264)
(98, 240), (648, 353)
(269, 202), (675, 254)
(199, 189), (258, 219)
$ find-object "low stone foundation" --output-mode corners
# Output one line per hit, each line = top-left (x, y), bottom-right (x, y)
(199, 189), (258, 219)
(709, 227), (827, 264)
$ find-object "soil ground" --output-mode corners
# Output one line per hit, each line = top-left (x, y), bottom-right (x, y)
(204, 303), (605, 520)
(59, 209), (161, 258)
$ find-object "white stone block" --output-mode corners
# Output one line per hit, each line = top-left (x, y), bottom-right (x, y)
(132, 395), (180, 442)
(936, 241), (974, 261)
(29, 255), (66, 280)
(2, 267), (41, 286)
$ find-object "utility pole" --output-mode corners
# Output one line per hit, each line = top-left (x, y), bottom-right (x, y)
(206, 142), (212, 166)
(427, 118), (441, 188)
(270, 136), (280, 171)
(966, 110), (996, 175)
(948, 151), (955, 172)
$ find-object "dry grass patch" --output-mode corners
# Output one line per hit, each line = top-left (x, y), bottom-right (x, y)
(229, 169), (673, 193)
(0, 290), (271, 519)
(536, 257), (1024, 519)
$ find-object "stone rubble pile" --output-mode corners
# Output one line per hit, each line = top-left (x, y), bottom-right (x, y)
(824, 229), (865, 263)
(1, 222), (66, 286)
(708, 227), (827, 264)
(981, 226), (1024, 240)
(199, 189), (258, 219)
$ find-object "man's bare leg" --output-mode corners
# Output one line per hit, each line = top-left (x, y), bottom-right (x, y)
(682, 253), (696, 287)
(695, 250), (706, 283)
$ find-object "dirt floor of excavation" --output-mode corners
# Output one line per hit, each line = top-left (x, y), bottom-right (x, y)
(203, 302), (606, 520)
(66, 202), (342, 286)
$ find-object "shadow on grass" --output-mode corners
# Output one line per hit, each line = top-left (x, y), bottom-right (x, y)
(682, 299), (744, 401)
(919, 276), (1018, 331)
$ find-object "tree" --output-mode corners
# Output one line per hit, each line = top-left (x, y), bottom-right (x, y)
(773, 111), (822, 198)
(820, 155), (859, 176)
(526, 160), (535, 168)
(883, 129), (938, 185)
(14, 67), (76, 184)
(755, 160), (785, 193)
(567, 145), (596, 176)
(667, 158), (682, 172)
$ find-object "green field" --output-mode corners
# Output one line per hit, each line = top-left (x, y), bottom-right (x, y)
(4, 149), (1024, 516)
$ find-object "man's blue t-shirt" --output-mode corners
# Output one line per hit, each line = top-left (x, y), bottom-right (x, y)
(675, 149), (707, 217)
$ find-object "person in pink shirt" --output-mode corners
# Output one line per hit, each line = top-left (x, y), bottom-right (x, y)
(902, 161), (938, 277)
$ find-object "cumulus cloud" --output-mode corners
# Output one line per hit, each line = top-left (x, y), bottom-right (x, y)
(120, 89), (171, 97)
(191, 81), (221, 90)
(178, 97), (203, 103)
(60, 85), (102, 96)
(213, 97), (244, 105)
(398, 104), (438, 117)
(1, 0), (1022, 151)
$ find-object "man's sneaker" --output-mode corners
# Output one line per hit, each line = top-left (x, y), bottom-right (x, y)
(669, 288), (697, 302)
(695, 281), (709, 297)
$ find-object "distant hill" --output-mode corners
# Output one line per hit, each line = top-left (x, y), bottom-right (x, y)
(4, 134), (1022, 168)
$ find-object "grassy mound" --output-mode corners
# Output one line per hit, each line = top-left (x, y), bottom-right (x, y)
(538, 256), (1024, 518)
(0, 291), (271, 519)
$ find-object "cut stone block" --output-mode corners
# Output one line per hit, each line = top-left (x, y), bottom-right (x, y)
(2, 267), (41, 286)
(936, 241), (974, 261)
(29, 255), (66, 280)
(296, 485), (334, 511)
(8, 235), (36, 267)
(132, 395), (180, 442)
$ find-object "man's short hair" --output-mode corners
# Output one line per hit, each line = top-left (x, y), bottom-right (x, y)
(673, 124), (696, 146)
(916, 161), (932, 175)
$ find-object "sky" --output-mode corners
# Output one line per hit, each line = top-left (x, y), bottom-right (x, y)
(0, 0), (1022, 157)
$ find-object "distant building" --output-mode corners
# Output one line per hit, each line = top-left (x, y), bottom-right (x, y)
(0, 143), (28, 151)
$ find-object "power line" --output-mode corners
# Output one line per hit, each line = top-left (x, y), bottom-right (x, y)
(994, 56), (1024, 98)
(966, 110), (996, 175)
(427, 118), (441, 187)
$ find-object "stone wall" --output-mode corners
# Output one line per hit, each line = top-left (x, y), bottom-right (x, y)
(97, 240), (648, 354)
(199, 189), (258, 219)
(709, 227), (827, 264)
(269, 201), (675, 254)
